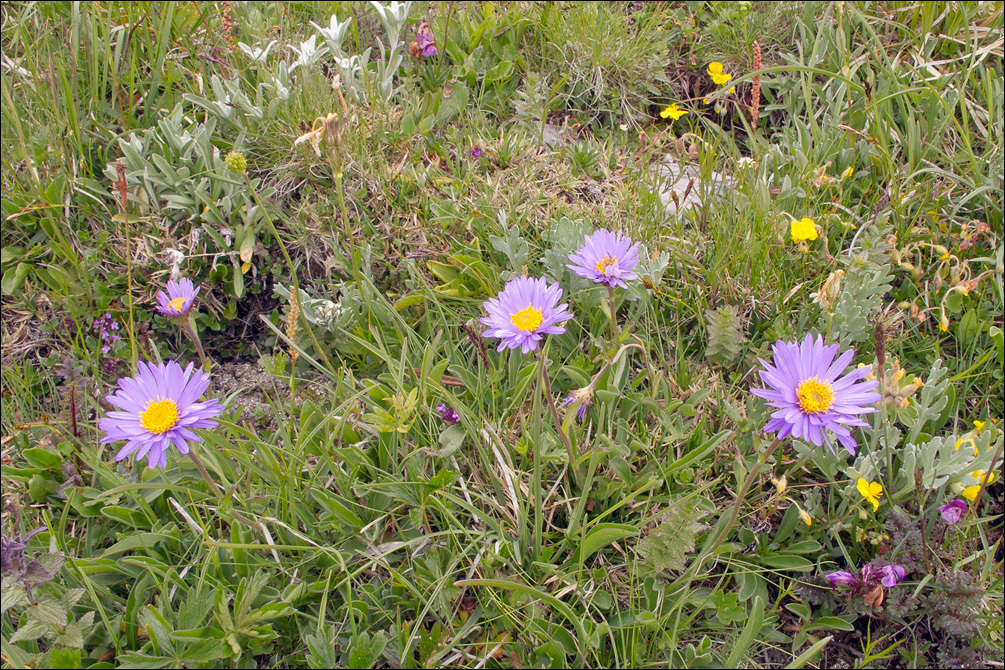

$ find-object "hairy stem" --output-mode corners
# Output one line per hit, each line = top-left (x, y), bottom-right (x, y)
(538, 348), (580, 487)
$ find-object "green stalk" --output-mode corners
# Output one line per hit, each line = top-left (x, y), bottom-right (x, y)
(241, 172), (336, 375)
(538, 347), (580, 487)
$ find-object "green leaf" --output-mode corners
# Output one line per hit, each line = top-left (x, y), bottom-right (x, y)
(990, 326), (1004, 367)
(785, 635), (832, 669)
(345, 631), (387, 669)
(802, 616), (856, 633)
(726, 595), (764, 666)
(577, 523), (639, 563)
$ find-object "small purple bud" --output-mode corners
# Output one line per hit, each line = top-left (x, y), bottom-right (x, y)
(825, 570), (858, 588)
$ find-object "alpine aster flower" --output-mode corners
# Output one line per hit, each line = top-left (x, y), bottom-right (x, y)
(752, 334), (881, 456)
(480, 276), (573, 354)
(939, 498), (967, 525)
(156, 278), (200, 318)
(99, 361), (222, 469)
(567, 229), (641, 289)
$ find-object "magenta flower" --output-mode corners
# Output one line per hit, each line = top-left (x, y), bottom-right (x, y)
(480, 276), (573, 354)
(879, 565), (906, 588)
(826, 562), (907, 591)
(156, 278), (200, 318)
(939, 498), (968, 525)
(567, 229), (641, 289)
(825, 571), (858, 588)
(415, 20), (438, 57)
(99, 361), (222, 469)
(751, 334), (881, 456)
(436, 403), (459, 425)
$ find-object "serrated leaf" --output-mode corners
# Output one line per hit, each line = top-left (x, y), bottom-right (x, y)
(637, 497), (705, 573)
(28, 595), (67, 626)
(9, 619), (48, 642)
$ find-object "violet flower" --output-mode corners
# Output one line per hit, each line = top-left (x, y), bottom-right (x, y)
(752, 334), (881, 456)
(436, 403), (459, 425)
(939, 498), (967, 525)
(480, 276), (573, 354)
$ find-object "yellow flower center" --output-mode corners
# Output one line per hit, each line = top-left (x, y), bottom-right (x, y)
(595, 255), (617, 276)
(796, 377), (834, 414)
(510, 306), (543, 332)
(140, 398), (180, 434)
(168, 297), (186, 311)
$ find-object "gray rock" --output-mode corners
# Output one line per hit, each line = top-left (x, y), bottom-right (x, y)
(651, 156), (733, 217)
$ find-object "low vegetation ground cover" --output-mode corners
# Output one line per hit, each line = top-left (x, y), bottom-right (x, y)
(1, 1), (1003, 668)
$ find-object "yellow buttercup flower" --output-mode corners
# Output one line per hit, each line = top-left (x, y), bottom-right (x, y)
(857, 478), (884, 512)
(707, 61), (733, 86)
(660, 103), (688, 121)
(962, 470), (996, 502)
(790, 217), (818, 242)
(954, 436), (978, 456)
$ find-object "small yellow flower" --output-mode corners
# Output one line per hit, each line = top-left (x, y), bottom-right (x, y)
(938, 316), (949, 332)
(707, 61), (733, 86)
(962, 470), (997, 502)
(703, 97), (710, 105)
(974, 420), (985, 432)
(791, 217), (818, 242)
(857, 478), (884, 512)
(841, 166), (854, 180)
(660, 103), (688, 120)
(796, 505), (812, 527)
(729, 86), (736, 94)
(954, 437), (978, 456)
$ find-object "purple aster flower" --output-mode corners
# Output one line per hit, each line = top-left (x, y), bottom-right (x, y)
(825, 570), (858, 588)
(939, 498), (968, 525)
(480, 276), (573, 354)
(880, 564), (906, 588)
(751, 334), (881, 456)
(156, 278), (200, 318)
(99, 360), (222, 469)
(436, 403), (459, 425)
(567, 229), (641, 289)
(469, 145), (483, 158)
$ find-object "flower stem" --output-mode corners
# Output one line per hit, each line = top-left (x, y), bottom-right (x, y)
(538, 348), (580, 487)
(607, 285), (620, 348)
(187, 449), (224, 500)
(241, 173), (336, 374)
(702, 436), (782, 561)
(181, 316), (211, 374)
